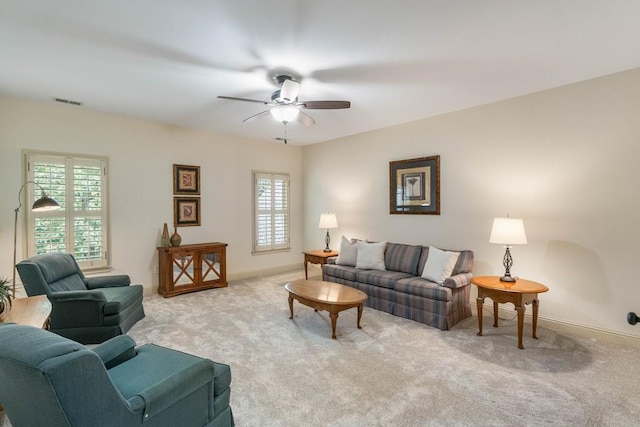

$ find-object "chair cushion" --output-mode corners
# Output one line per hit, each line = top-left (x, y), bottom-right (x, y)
(30, 253), (85, 285)
(101, 285), (144, 316)
(49, 274), (87, 292)
(0, 323), (85, 366)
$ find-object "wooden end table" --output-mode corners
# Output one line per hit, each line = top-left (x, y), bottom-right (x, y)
(472, 276), (548, 350)
(285, 279), (367, 339)
(1, 295), (52, 329)
(303, 250), (339, 279)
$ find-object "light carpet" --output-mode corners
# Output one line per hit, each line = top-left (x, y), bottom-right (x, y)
(2, 270), (639, 426)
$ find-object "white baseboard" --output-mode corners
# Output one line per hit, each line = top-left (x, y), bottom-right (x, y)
(472, 303), (640, 349)
(227, 263), (302, 281)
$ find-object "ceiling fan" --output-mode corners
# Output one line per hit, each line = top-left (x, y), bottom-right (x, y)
(217, 74), (351, 127)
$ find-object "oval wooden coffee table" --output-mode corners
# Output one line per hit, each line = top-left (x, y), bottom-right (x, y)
(285, 279), (367, 339)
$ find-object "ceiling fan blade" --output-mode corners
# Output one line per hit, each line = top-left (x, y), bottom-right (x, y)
(218, 95), (270, 105)
(300, 100), (351, 109)
(296, 110), (316, 127)
(242, 110), (271, 122)
(280, 79), (300, 103)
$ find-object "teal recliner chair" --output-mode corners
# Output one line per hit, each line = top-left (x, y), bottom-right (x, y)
(0, 324), (234, 427)
(16, 253), (145, 344)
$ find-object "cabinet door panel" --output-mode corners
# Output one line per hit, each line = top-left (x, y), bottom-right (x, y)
(202, 251), (221, 283)
(172, 254), (195, 286)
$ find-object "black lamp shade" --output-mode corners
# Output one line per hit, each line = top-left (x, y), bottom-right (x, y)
(32, 195), (60, 211)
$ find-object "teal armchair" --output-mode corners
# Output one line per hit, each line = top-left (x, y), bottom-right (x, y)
(16, 253), (145, 344)
(0, 324), (234, 427)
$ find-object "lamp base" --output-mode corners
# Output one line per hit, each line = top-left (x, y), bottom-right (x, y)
(323, 248), (332, 253)
(499, 275), (516, 282)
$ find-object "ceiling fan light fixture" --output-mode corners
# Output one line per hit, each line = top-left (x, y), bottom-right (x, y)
(270, 105), (299, 123)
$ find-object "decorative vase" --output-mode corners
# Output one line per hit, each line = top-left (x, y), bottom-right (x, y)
(160, 223), (170, 247)
(170, 227), (182, 247)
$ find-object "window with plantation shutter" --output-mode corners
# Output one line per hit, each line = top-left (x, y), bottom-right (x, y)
(25, 151), (109, 270)
(253, 171), (290, 253)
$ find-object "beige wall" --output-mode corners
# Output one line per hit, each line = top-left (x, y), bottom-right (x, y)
(0, 96), (303, 295)
(302, 67), (640, 339)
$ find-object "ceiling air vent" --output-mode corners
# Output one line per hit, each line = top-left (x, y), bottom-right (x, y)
(54, 97), (83, 106)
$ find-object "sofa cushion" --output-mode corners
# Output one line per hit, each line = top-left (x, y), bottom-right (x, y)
(355, 270), (412, 289)
(336, 236), (358, 266)
(384, 243), (422, 275)
(395, 277), (452, 302)
(322, 264), (357, 282)
(421, 247), (460, 284)
(356, 241), (386, 270)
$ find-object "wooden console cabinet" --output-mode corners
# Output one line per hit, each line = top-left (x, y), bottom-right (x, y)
(157, 242), (228, 298)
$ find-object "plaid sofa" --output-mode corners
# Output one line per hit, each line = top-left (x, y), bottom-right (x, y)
(322, 243), (473, 330)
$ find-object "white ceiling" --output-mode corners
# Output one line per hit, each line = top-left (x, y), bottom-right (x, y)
(2, 1), (640, 146)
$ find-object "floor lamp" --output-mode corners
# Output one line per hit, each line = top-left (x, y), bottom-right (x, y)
(12, 181), (60, 298)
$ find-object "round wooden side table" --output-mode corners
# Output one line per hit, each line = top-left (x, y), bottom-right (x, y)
(472, 276), (548, 349)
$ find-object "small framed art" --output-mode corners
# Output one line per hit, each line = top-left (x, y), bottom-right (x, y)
(389, 155), (440, 215)
(174, 197), (201, 226)
(173, 164), (200, 195)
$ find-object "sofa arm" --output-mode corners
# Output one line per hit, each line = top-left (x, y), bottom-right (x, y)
(326, 256), (338, 265)
(127, 358), (216, 421)
(442, 272), (473, 289)
(85, 275), (131, 289)
(94, 335), (137, 369)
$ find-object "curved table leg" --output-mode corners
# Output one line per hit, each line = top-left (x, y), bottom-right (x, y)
(476, 297), (484, 336)
(288, 294), (294, 319)
(357, 304), (363, 329)
(329, 312), (339, 339)
(532, 298), (540, 339)
(516, 305), (525, 350)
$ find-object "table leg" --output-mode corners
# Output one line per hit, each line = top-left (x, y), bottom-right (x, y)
(516, 305), (525, 350)
(288, 294), (294, 319)
(476, 297), (484, 336)
(304, 259), (308, 279)
(329, 312), (338, 339)
(357, 304), (363, 329)
(532, 298), (540, 339)
(493, 301), (499, 327)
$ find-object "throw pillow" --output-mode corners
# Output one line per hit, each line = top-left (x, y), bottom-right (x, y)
(336, 236), (358, 266)
(421, 246), (460, 284)
(356, 241), (387, 270)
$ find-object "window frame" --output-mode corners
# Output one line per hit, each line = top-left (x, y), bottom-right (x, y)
(252, 170), (290, 254)
(23, 150), (110, 271)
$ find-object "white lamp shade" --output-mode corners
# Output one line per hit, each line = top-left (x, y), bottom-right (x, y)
(270, 105), (299, 122)
(489, 217), (528, 245)
(318, 213), (338, 229)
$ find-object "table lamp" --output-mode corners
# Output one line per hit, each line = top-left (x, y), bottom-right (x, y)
(12, 181), (61, 297)
(318, 213), (338, 252)
(489, 215), (527, 282)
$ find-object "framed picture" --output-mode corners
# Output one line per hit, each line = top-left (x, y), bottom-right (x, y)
(174, 197), (201, 226)
(173, 164), (200, 195)
(389, 155), (440, 215)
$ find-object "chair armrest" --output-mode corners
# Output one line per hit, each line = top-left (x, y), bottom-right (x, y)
(94, 335), (137, 369)
(442, 272), (473, 289)
(127, 358), (216, 421)
(48, 290), (107, 328)
(49, 290), (107, 302)
(85, 275), (131, 289)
